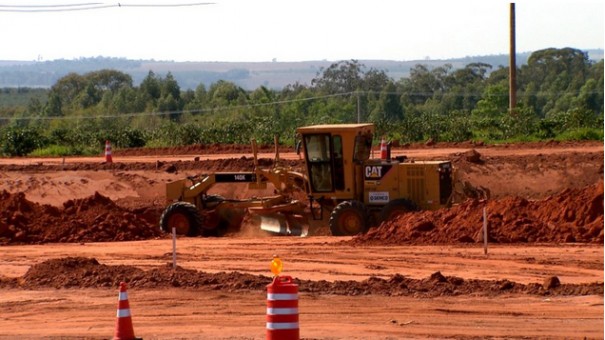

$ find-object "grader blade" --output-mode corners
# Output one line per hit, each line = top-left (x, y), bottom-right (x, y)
(259, 213), (308, 237)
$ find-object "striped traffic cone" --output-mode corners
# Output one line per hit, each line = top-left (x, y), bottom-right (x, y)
(113, 282), (138, 340)
(380, 137), (387, 160)
(105, 140), (113, 163)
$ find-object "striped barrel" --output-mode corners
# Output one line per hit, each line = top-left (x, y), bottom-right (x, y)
(266, 275), (299, 340)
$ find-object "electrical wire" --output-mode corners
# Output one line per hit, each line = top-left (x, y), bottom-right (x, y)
(117, 3), (215, 7)
(0, 4), (113, 12)
(0, 89), (598, 122)
(0, 92), (355, 121)
(0, 2), (214, 12)
(0, 3), (103, 7)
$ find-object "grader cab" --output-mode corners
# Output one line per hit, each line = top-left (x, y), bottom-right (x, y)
(296, 123), (453, 235)
(160, 123), (454, 237)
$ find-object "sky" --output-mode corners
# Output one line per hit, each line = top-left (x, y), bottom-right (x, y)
(1, 0), (603, 62)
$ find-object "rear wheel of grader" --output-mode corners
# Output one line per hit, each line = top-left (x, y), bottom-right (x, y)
(159, 201), (202, 236)
(329, 200), (368, 236)
(379, 198), (417, 223)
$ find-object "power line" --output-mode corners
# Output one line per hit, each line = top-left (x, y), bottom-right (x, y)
(0, 4), (113, 12)
(0, 92), (355, 122)
(0, 2), (214, 12)
(0, 3), (103, 8)
(0, 89), (600, 122)
(117, 3), (215, 7)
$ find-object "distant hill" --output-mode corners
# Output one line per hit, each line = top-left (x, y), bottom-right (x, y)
(0, 49), (602, 90)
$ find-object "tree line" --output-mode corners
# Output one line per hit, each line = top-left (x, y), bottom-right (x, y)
(0, 47), (602, 156)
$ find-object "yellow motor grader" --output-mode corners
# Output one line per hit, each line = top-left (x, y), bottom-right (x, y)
(160, 123), (454, 236)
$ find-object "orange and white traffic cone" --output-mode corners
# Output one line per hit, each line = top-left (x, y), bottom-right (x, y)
(380, 137), (387, 160)
(105, 140), (113, 163)
(113, 282), (137, 340)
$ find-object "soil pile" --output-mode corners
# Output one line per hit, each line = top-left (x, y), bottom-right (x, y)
(0, 191), (163, 245)
(0, 157), (304, 173)
(356, 180), (604, 245)
(1, 257), (601, 297)
(1, 180), (602, 245)
(113, 143), (295, 156)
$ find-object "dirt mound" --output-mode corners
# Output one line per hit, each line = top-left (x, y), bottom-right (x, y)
(0, 191), (163, 244)
(18, 256), (271, 290)
(4, 257), (601, 297)
(454, 148), (484, 164)
(114, 143), (295, 156)
(392, 139), (603, 151)
(0, 157), (304, 173)
(355, 180), (604, 245)
(1, 173), (601, 246)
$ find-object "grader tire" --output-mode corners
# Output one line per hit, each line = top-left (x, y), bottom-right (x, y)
(159, 201), (202, 236)
(329, 200), (368, 236)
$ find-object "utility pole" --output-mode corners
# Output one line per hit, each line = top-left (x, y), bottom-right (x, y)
(509, 3), (517, 115)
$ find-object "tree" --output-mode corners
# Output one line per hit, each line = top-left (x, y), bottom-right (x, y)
(569, 79), (602, 127)
(518, 48), (592, 118)
(369, 82), (403, 126)
(44, 92), (63, 117)
(161, 72), (181, 102)
(472, 83), (508, 117)
(399, 64), (449, 106)
(102, 86), (144, 114)
(140, 71), (161, 101)
(88, 69), (133, 92)
(208, 80), (247, 107)
(48, 72), (86, 110)
(439, 63), (490, 113)
(311, 60), (364, 94)
(77, 81), (101, 109)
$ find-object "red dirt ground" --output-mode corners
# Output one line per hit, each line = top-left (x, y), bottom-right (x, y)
(0, 140), (602, 339)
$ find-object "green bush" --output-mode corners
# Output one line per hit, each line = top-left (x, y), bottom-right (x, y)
(0, 126), (46, 156)
(556, 127), (604, 141)
(30, 145), (72, 157)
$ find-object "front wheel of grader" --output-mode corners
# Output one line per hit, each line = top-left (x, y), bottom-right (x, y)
(328, 200), (369, 236)
(159, 201), (202, 236)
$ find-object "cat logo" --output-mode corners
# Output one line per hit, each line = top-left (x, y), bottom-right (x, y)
(364, 165), (392, 180)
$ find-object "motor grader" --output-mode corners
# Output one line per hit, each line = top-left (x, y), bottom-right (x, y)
(160, 123), (454, 236)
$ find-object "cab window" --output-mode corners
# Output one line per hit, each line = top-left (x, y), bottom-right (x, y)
(333, 135), (345, 190)
(305, 134), (333, 192)
(353, 133), (372, 163)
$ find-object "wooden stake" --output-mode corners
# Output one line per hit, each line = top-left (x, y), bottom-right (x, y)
(483, 207), (488, 255)
(172, 227), (177, 269)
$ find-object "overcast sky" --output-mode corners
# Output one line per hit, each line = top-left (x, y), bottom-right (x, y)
(1, 0), (603, 62)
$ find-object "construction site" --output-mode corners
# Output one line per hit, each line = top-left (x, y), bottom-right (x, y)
(0, 135), (603, 339)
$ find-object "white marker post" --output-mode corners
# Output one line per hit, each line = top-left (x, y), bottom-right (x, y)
(172, 227), (177, 269)
(483, 207), (488, 255)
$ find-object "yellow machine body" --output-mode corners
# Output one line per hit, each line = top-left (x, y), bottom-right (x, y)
(161, 123), (454, 237)
(361, 160), (453, 210)
(296, 124), (453, 210)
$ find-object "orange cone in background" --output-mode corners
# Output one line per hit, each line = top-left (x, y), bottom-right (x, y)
(113, 282), (137, 340)
(380, 137), (387, 160)
(105, 140), (113, 163)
